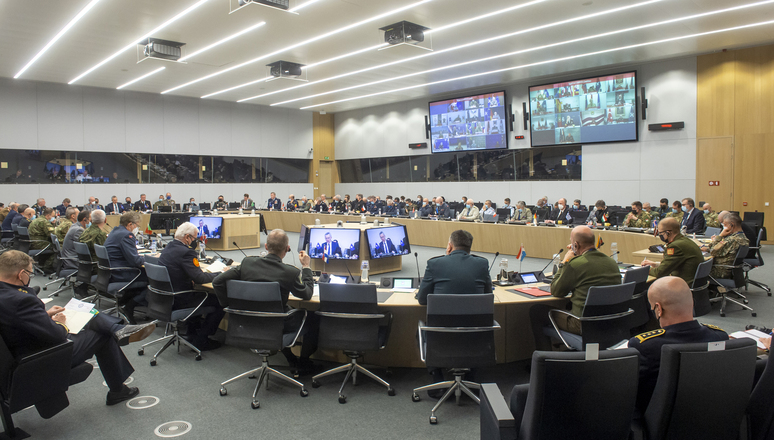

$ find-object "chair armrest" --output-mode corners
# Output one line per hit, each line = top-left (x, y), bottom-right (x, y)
(480, 383), (517, 440)
(224, 308), (290, 318)
(17, 341), (73, 366)
(690, 282), (710, 292)
(381, 311), (393, 349)
(417, 320), (426, 362)
(547, 309), (580, 350)
(314, 311), (385, 319)
(286, 309), (307, 348)
(417, 322), (502, 333)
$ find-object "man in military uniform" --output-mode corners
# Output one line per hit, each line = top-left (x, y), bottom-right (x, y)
(664, 200), (684, 223)
(529, 226), (621, 350)
(122, 197), (133, 212)
(286, 194), (298, 211)
(629, 276), (728, 410)
(587, 199), (611, 225)
(700, 212), (749, 278)
(54, 206), (78, 242)
(32, 198), (47, 217)
(623, 201), (652, 228)
(164, 192), (175, 210)
(457, 199), (480, 221)
(298, 196), (311, 212)
(28, 207), (56, 273)
(213, 195), (228, 211)
(213, 229), (318, 375)
(510, 200), (532, 222)
(656, 198), (670, 219)
(702, 203), (721, 229)
(641, 217), (704, 285)
(159, 222), (226, 351)
(79, 209), (108, 274)
(152, 195), (165, 211)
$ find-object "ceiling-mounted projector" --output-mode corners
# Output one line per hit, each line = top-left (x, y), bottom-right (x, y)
(267, 60), (305, 78)
(380, 21), (429, 45)
(238, 0), (289, 10)
(141, 38), (185, 61)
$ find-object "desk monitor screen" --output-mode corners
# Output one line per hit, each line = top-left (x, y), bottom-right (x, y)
(298, 225), (309, 253)
(364, 225), (411, 259)
(308, 228), (361, 260)
(520, 273), (539, 284)
(428, 90), (508, 153)
(529, 70), (638, 147)
(157, 205), (172, 213)
(393, 278), (414, 289)
(199, 202), (211, 211)
(228, 202), (241, 210)
(189, 216), (223, 239)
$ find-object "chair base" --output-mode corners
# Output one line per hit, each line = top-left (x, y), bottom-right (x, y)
(220, 355), (307, 409)
(711, 289), (756, 317)
(746, 278), (771, 295)
(0, 427), (30, 440)
(137, 323), (202, 364)
(412, 372), (480, 424)
(312, 355), (393, 403)
(45, 275), (75, 298)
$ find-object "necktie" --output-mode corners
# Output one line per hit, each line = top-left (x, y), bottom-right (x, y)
(114, 204), (118, 212)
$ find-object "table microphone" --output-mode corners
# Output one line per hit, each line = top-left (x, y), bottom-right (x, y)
(488, 251), (500, 274)
(232, 241), (248, 257)
(205, 243), (234, 266)
(609, 250), (620, 259)
(414, 252), (422, 281)
(343, 262), (359, 284)
(540, 249), (565, 274)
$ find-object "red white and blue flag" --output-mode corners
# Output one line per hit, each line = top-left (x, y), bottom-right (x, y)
(516, 244), (526, 262)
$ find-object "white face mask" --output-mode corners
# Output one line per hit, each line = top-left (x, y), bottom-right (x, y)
(558, 204), (564, 210)
(132, 227), (139, 235)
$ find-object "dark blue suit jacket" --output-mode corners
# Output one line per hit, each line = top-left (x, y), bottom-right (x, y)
(0, 281), (68, 358)
(681, 208), (706, 234)
(104, 227), (145, 283)
(2, 210), (18, 230)
(105, 202), (123, 215)
(158, 240), (217, 296)
(267, 198), (281, 210)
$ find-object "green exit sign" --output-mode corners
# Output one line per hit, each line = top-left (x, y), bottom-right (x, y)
(324, 156), (330, 160)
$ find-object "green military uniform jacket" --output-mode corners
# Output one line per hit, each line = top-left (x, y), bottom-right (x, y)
(624, 210), (653, 228)
(28, 217), (54, 250)
(649, 234), (704, 285)
(79, 224), (107, 272)
(299, 201), (312, 212)
(704, 212), (721, 228)
(152, 200), (166, 211)
(551, 248), (622, 317)
(708, 231), (749, 278)
(54, 219), (72, 243)
(510, 208), (532, 222)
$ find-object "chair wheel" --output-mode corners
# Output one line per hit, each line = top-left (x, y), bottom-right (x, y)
(720, 313), (726, 317)
(251, 401), (260, 409)
(220, 387), (227, 396)
(300, 388), (309, 397)
(387, 387), (395, 396)
(195, 355), (202, 361)
(752, 312), (757, 317)
(312, 380), (321, 388)
(338, 395), (346, 404)
(137, 349), (144, 356)
(150, 360), (157, 366)
(412, 393), (421, 402)
(744, 300), (749, 304)
(43, 287), (47, 291)
(429, 416), (437, 424)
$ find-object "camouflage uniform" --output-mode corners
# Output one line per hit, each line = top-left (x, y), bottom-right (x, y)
(623, 210), (653, 228)
(28, 216), (55, 272)
(510, 208), (533, 222)
(0, 207), (10, 223)
(79, 224), (107, 274)
(708, 231), (749, 278)
(704, 212), (721, 229)
(664, 211), (684, 223)
(152, 200), (166, 211)
(54, 219), (72, 243)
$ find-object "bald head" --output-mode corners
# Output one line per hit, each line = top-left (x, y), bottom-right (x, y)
(21, 208), (34, 219)
(702, 203), (712, 212)
(571, 226), (595, 249)
(717, 210), (730, 223)
(658, 217), (679, 233)
(266, 229), (290, 256)
(648, 276), (695, 327)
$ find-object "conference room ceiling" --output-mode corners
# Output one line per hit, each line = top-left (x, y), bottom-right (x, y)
(2, 0), (774, 113)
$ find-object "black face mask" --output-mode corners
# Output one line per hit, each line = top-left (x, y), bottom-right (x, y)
(189, 238), (200, 250)
(658, 232), (669, 243)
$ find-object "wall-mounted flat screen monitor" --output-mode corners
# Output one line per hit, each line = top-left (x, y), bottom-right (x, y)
(308, 228), (361, 260)
(529, 71), (638, 147)
(189, 216), (223, 239)
(428, 91), (508, 153)
(364, 225), (411, 259)
(298, 224), (309, 253)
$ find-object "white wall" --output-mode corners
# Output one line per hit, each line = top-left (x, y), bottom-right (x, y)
(334, 57), (697, 207)
(0, 78), (314, 203)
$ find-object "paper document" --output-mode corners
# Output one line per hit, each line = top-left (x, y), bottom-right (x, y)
(41, 298), (53, 304)
(730, 330), (771, 350)
(313, 284), (320, 297)
(204, 260), (227, 273)
(62, 298), (97, 334)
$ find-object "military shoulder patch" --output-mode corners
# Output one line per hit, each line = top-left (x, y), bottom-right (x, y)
(193, 258), (200, 267)
(634, 329), (665, 343)
(666, 248), (675, 255)
(703, 323), (725, 332)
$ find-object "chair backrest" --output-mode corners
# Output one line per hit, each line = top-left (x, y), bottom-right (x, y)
(92, 244), (111, 293)
(317, 283), (382, 352)
(424, 294), (497, 369)
(518, 349), (640, 440)
(644, 339), (757, 440)
(749, 355), (774, 440)
(744, 211), (765, 228)
(583, 282), (635, 316)
(623, 266), (650, 295)
(580, 282), (635, 349)
(729, 245), (750, 287)
(691, 258), (714, 317)
(570, 211), (588, 224)
(16, 226), (30, 253)
(623, 266), (653, 330)
(143, 263), (177, 321)
(224, 280), (286, 351)
(74, 241), (95, 284)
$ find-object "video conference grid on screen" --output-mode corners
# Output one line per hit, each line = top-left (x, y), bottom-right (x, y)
(529, 72), (637, 147)
(429, 91), (508, 153)
(189, 216), (223, 239)
(308, 228), (362, 260)
(365, 225), (411, 259)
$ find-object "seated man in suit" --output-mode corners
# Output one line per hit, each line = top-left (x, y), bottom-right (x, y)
(383, 198), (398, 216)
(196, 219), (210, 238)
(55, 198), (71, 217)
(267, 192), (281, 210)
(158, 223), (226, 351)
(1, 203), (20, 233)
(133, 194), (152, 212)
(374, 231), (396, 256)
(510, 200), (532, 222)
(629, 276), (728, 411)
(85, 197), (100, 212)
(14, 206), (34, 229)
(416, 230), (493, 397)
(0, 251), (156, 406)
(457, 199), (480, 221)
(545, 198), (570, 225)
(212, 229), (319, 376)
(680, 197), (706, 234)
(241, 193), (254, 210)
(641, 217), (704, 285)
(103, 211), (148, 323)
(105, 196), (123, 216)
(430, 196), (452, 219)
(320, 232), (341, 258)
(314, 197), (328, 213)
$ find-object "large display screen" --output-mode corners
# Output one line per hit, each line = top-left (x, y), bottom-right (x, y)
(364, 225), (411, 259)
(428, 91), (508, 153)
(308, 228), (361, 260)
(529, 71), (637, 147)
(189, 216), (223, 239)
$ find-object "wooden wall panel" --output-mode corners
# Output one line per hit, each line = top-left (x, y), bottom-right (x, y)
(697, 51), (736, 138)
(695, 137), (734, 210)
(312, 112), (337, 198)
(734, 133), (774, 223)
(735, 45), (774, 136)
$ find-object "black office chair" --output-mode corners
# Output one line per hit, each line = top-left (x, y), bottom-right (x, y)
(744, 228), (771, 296)
(16, 226), (52, 275)
(480, 347), (640, 440)
(748, 355), (774, 440)
(0, 338), (92, 440)
(640, 339), (757, 440)
(570, 211), (588, 225)
(547, 282), (635, 350)
(43, 234), (77, 298)
(311, 283), (394, 404)
(709, 245), (754, 317)
(139, 263), (218, 365)
(622, 266), (654, 334)
(73, 242), (97, 302)
(744, 211), (765, 233)
(94, 244), (146, 319)
(690, 258), (714, 317)
(412, 294), (499, 424)
(218, 280), (308, 409)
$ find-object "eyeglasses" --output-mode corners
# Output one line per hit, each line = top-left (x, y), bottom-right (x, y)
(23, 269), (35, 280)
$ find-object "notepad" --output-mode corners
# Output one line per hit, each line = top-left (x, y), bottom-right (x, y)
(730, 329), (771, 350)
(204, 260), (227, 273)
(61, 298), (97, 334)
(510, 287), (552, 297)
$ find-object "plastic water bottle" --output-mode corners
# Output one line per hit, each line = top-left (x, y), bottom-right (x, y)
(150, 239), (157, 253)
(238, 207), (243, 215)
(360, 260), (370, 283)
(611, 242), (618, 263)
(498, 258), (509, 281)
(360, 214), (366, 225)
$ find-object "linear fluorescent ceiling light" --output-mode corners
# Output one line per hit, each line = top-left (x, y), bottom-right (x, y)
(161, 0), (433, 94)
(238, 0), (662, 103)
(14, 0), (103, 78)
(288, 0), (322, 12)
(178, 21), (266, 62)
(69, 0), (209, 84)
(214, 0), (547, 100)
(273, 0), (773, 106)
(300, 20), (774, 109)
(116, 67), (166, 90)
